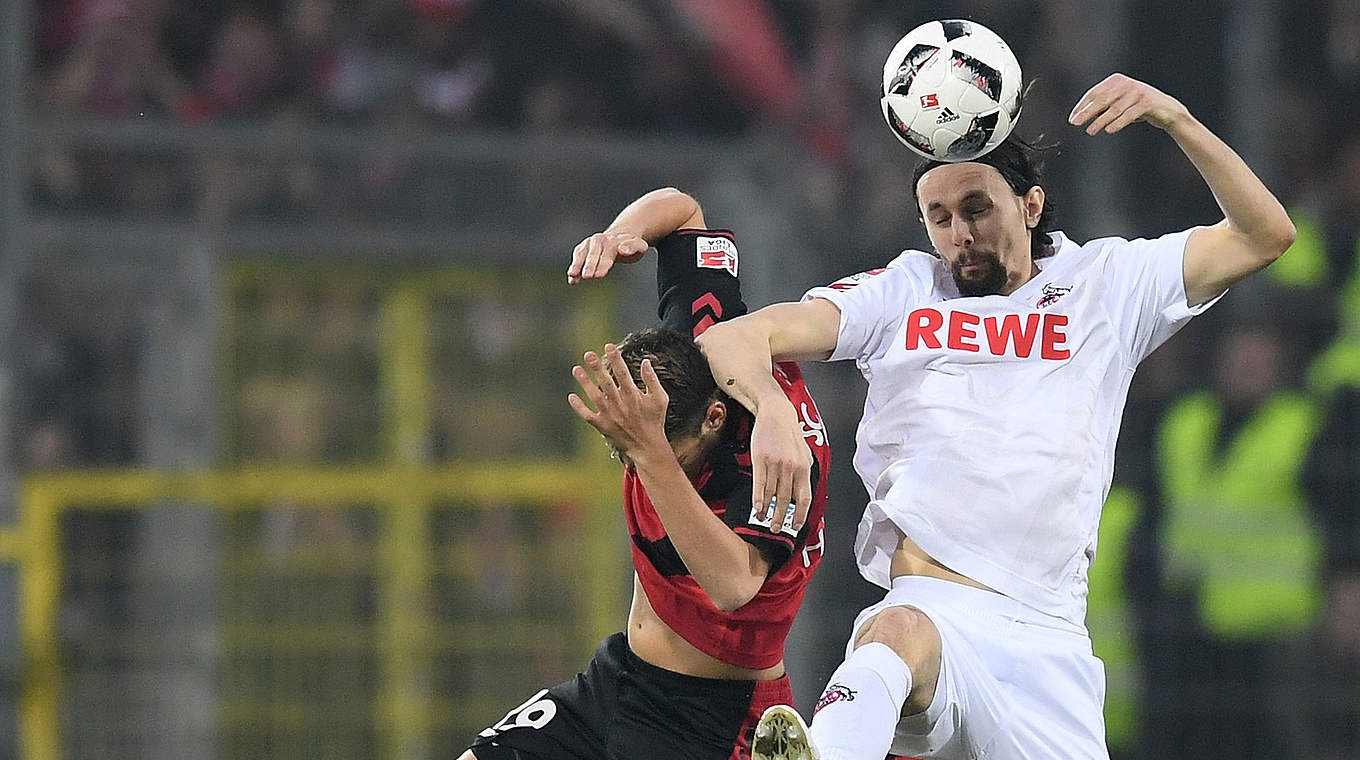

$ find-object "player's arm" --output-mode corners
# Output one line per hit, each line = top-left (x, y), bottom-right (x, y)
(569, 345), (771, 611)
(694, 299), (841, 532)
(1068, 74), (1296, 306)
(569, 186), (747, 336)
(567, 187), (705, 284)
(628, 442), (775, 612)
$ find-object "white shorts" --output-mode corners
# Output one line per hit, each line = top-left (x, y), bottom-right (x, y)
(846, 576), (1109, 760)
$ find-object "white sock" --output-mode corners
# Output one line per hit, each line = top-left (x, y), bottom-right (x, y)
(807, 642), (913, 760)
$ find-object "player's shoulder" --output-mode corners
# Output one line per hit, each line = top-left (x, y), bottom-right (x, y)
(820, 249), (941, 292)
(1040, 230), (1101, 257)
(1072, 232), (1133, 255)
(894, 249), (960, 297)
(1040, 231), (1128, 275)
(1065, 229), (1190, 259)
(1061, 229), (1197, 282)
(893, 248), (945, 275)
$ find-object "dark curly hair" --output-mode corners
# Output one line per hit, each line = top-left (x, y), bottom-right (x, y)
(910, 135), (1060, 261)
(613, 326), (735, 441)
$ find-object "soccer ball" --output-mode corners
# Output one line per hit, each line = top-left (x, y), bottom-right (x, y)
(880, 19), (1023, 162)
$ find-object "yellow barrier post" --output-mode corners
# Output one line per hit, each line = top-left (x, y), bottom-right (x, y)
(378, 283), (433, 760)
(19, 482), (62, 760)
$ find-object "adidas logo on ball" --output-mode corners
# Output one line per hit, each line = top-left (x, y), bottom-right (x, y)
(936, 108), (959, 124)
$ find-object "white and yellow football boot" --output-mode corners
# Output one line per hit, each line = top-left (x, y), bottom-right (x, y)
(751, 705), (818, 760)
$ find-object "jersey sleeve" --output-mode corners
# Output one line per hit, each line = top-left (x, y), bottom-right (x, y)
(721, 457), (821, 574)
(654, 228), (748, 338)
(800, 257), (921, 366)
(1094, 228), (1220, 364)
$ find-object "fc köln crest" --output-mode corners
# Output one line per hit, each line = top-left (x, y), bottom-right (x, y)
(1036, 283), (1071, 308)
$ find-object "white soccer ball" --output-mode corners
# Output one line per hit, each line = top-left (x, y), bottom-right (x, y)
(880, 19), (1023, 162)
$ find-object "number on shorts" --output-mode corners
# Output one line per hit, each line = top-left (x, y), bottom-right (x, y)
(478, 688), (558, 737)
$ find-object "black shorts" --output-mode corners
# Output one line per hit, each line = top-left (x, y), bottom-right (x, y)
(468, 632), (793, 760)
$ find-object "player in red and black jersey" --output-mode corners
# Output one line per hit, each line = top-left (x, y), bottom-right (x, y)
(461, 188), (830, 760)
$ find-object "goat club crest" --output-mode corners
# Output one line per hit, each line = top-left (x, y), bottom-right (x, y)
(1036, 283), (1072, 308)
(815, 683), (857, 714)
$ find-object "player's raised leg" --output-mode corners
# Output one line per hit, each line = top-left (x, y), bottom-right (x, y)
(754, 605), (939, 760)
(830, 607), (936, 757)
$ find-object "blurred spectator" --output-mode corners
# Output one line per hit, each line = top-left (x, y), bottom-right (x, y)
(38, 0), (188, 118)
(1301, 386), (1360, 759)
(182, 6), (286, 120)
(1148, 316), (1325, 759)
(1295, 122), (1360, 760)
(32, 0), (190, 211)
(19, 280), (140, 469)
(186, 5), (312, 225)
(280, 0), (356, 118)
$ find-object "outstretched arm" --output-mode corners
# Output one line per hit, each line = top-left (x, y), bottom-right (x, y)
(695, 299), (841, 532)
(1069, 74), (1296, 306)
(567, 187), (705, 284)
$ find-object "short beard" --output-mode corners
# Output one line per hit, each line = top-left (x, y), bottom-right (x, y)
(950, 251), (1009, 297)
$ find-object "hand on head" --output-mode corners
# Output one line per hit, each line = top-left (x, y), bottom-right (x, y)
(567, 344), (670, 460)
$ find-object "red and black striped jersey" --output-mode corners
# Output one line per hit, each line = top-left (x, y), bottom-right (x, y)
(623, 228), (830, 670)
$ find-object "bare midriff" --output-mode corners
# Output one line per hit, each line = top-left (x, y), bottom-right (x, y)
(625, 576), (786, 681)
(890, 532), (995, 592)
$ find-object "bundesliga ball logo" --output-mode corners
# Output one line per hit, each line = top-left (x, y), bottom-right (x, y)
(879, 19), (1023, 161)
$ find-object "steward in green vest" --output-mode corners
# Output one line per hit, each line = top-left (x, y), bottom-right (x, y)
(1153, 320), (1325, 759)
(1158, 389), (1323, 636)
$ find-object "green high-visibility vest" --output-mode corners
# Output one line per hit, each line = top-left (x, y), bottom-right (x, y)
(1088, 486), (1140, 749)
(1267, 207), (1329, 288)
(1267, 207), (1360, 325)
(1309, 339), (1360, 395)
(1274, 206), (1360, 395)
(1157, 392), (1322, 638)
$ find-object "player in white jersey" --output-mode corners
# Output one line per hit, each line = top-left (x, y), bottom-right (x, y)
(696, 73), (1299, 760)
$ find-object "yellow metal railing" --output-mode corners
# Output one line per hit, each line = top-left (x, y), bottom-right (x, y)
(18, 462), (621, 760)
(10, 263), (625, 759)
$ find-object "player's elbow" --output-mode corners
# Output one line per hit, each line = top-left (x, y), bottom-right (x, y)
(655, 187), (703, 226)
(655, 186), (693, 203)
(1228, 213), (1296, 267)
(695, 318), (759, 361)
(709, 583), (761, 612)
(710, 595), (744, 613)
(1262, 217), (1297, 262)
(705, 572), (764, 612)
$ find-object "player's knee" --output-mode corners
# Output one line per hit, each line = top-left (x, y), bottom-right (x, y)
(456, 751), (479, 760)
(853, 605), (940, 663)
(852, 605), (943, 716)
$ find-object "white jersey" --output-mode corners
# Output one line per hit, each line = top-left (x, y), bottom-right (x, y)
(803, 229), (1216, 626)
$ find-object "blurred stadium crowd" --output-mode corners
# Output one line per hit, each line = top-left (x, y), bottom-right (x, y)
(11, 0), (1360, 759)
